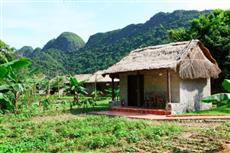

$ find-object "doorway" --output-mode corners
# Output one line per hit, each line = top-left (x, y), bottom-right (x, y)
(128, 75), (144, 107)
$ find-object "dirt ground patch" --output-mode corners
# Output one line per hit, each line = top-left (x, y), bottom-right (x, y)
(170, 121), (230, 153)
(30, 113), (79, 123)
(218, 144), (230, 153)
(176, 121), (222, 128)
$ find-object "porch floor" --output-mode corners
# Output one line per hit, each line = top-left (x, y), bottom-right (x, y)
(110, 106), (171, 115)
(92, 111), (230, 121)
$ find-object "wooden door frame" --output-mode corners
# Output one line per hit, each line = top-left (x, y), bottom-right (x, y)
(127, 75), (144, 107)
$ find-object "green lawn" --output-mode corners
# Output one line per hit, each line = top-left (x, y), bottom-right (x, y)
(0, 96), (230, 152)
(185, 105), (230, 115)
(0, 96), (110, 124)
(0, 114), (229, 153)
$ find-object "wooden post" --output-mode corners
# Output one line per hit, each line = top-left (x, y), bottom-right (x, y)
(167, 70), (172, 104)
(94, 74), (97, 98)
(112, 77), (115, 101)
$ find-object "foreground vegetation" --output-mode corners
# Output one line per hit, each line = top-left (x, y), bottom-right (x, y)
(188, 79), (230, 115)
(0, 95), (229, 152)
(1, 113), (229, 153)
(185, 105), (230, 115)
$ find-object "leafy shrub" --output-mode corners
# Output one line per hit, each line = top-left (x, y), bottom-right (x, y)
(88, 135), (116, 149)
(127, 131), (140, 143)
(0, 116), (184, 152)
(202, 79), (230, 106)
(112, 122), (127, 138)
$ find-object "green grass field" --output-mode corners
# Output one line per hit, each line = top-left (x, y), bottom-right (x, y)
(184, 105), (230, 115)
(1, 114), (229, 153)
(1, 96), (230, 152)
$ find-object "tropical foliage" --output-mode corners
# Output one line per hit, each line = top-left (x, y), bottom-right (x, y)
(1, 39), (101, 114)
(0, 57), (32, 113)
(105, 87), (120, 101)
(65, 76), (96, 110)
(169, 9), (230, 81)
(202, 79), (230, 106)
(0, 40), (16, 63)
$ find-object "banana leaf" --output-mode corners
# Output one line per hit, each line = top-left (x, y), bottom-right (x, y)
(0, 84), (11, 92)
(0, 58), (31, 79)
(202, 93), (230, 103)
(0, 93), (14, 111)
(67, 76), (77, 86)
(222, 79), (230, 92)
(12, 83), (24, 92)
(0, 58), (31, 69)
(0, 66), (8, 78)
(8, 58), (32, 69)
(0, 93), (11, 104)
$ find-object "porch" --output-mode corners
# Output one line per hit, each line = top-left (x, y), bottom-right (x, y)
(109, 69), (175, 112)
(110, 106), (171, 115)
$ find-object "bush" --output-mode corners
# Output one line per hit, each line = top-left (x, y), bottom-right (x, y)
(88, 135), (116, 149)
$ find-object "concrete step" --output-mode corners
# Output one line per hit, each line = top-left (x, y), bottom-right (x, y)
(110, 107), (171, 115)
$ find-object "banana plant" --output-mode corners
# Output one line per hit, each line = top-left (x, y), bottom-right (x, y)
(49, 76), (66, 95)
(91, 90), (103, 100)
(37, 76), (65, 96)
(202, 79), (230, 107)
(105, 87), (120, 101)
(0, 58), (32, 113)
(65, 75), (88, 109)
(0, 92), (13, 113)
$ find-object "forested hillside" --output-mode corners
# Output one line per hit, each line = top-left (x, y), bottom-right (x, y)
(17, 32), (85, 75)
(17, 10), (210, 75)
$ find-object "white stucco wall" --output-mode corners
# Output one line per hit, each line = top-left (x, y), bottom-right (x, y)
(171, 78), (212, 114)
(144, 70), (180, 103)
(120, 73), (128, 106)
(118, 70), (212, 115)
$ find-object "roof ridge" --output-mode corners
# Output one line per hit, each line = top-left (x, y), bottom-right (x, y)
(132, 40), (192, 53)
(176, 39), (198, 60)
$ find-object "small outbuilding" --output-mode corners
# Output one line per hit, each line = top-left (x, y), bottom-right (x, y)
(103, 40), (221, 114)
(75, 71), (119, 94)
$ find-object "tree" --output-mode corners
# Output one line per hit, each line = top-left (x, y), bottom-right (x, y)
(65, 75), (88, 109)
(105, 87), (120, 101)
(49, 75), (66, 95)
(0, 58), (32, 113)
(169, 9), (230, 82)
(0, 40), (32, 113)
(169, 9), (230, 93)
(0, 40), (16, 64)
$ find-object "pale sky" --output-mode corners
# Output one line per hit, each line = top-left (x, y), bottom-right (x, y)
(0, 0), (229, 49)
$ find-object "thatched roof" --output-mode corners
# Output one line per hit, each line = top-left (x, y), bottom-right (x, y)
(75, 74), (92, 82)
(103, 40), (221, 79)
(75, 71), (119, 83)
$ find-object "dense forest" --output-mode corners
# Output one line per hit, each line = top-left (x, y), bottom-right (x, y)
(168, 9), (230, 91)
(17, 10), (210, 75)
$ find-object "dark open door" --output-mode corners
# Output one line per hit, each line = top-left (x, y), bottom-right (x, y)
(128, 75), (144, 107)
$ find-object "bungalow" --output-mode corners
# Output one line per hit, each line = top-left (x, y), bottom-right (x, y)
(102, 40), (221, 114)
(75, 71), (119, 95)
